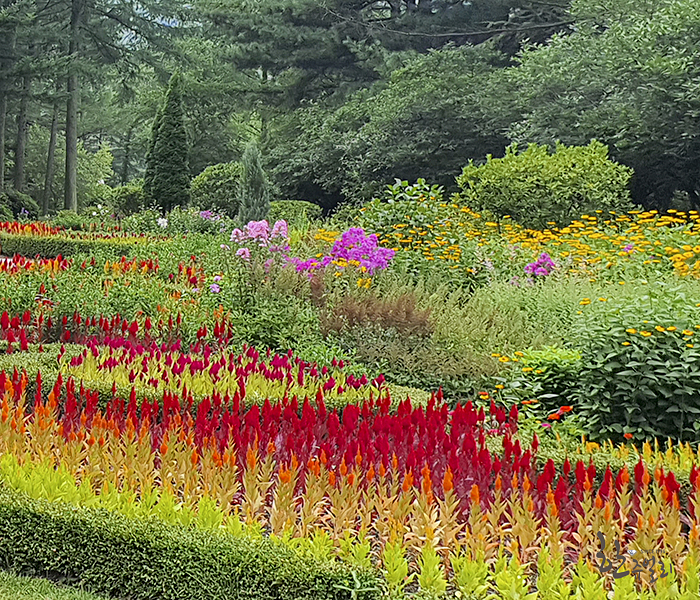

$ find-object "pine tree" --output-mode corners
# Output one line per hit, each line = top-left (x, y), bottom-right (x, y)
(237, 141), (270, 223)
(144, 73), (190, 213)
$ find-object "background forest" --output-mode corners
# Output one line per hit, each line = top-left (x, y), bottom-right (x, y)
(2, 0), (700, 218)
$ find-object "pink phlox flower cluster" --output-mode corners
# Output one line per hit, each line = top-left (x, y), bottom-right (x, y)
(229, 221), (291, 264)
(230, 220), (289, 247)
(525, 252), (556, 277)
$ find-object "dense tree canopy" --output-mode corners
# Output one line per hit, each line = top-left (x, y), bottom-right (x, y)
(1, 0), (700, 216)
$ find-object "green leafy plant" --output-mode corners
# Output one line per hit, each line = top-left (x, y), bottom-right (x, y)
(190, 161), (241, 217)
(454, 140), (634, 229)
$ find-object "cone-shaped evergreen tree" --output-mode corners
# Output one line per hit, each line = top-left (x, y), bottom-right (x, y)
(237, 141), (270, 223)
(144, 73), (190, 213)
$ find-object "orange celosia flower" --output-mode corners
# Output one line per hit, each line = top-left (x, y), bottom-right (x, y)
(291, 453), (299, 472)
(649, 514), (655, 529)
(526, 497), (534, 513)
(559, 405), (573, 413)
(443, 467), (454, 493)
(190, 449), (199, 467)
(470, 484), (480, 507)
(355, 448), (362, 467)
(584, 475), (593, 492)
(512, 473), (518, 490)
(655, 467), (664, 485)
(246, 446), (257, 470)
(494, 474), (502, 493)
(329, 471), (336, 486)
(604, 501), (612, 521)
(421, 464), (433, 496)
(402, 470), (414, 493)
(320, 449), (328, 465)
(523, 474), (532, 494)
(619, 466), (629, 486)
(392, 453), (399, 472)
(673, 492), (680, 510)
(643, 470), (651, 487)
(595, 495), (603, 509)
(379, 463), (387, 478)
(366, 463), (375, 482)
(340, 458), (348, 477)
(548, 413), (560, 420)
(279, 466), (292, 485)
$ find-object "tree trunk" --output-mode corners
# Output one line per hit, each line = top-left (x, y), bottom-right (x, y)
(65, 0), (83, 211)
(120, 123), (134, 184)
(13, 74), (31, 192)
(0, 91), (6, 194)
(43, 101), (59, 215)
(0, 27), (16, 195)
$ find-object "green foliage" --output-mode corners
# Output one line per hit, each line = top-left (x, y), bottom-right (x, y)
(450, 549), (489, 599)
(269, 200), (322, 227)
(237, 142), (270, 223)
(498, 346), (582, 413)
(417, 545), (447, 597)
(0, 189), (40, 218)
(0, 570), (107, 600)
(0, 485), (382, 600)
(144, 73), (191, 213)
(190, 161), (242, 217)
(568, 281), (700, 443)
(109, 179), (146, 217)
(503, 0), (700, 210)
(78, 145), (115, 210)
(454, 140), (635, 229)
(270, 43), (510, 206)
(0, 232), (159, 258)
(382, 541), (413, 598)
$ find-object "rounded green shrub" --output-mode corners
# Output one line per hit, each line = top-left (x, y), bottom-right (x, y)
(110, 179), (145, 216)
(454, 140), (635, 229)
(269, 200), (322, 226)
(191, 161), (241, 217)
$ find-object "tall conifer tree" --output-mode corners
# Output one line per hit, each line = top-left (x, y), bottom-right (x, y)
(237, 141), (270, 223)
(144, 73), (190, 213)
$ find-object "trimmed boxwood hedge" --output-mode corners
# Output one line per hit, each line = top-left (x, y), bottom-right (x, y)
(0, 233), (162, 258)
(0, 486), (382, 600)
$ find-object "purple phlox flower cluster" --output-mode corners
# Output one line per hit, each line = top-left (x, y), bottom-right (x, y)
(199, 210), (220, 222)
(289, 228), (395, 276)
(210, 284), (221, 293)
(622, 243), (634, 254)
(525, 252), (556, 277)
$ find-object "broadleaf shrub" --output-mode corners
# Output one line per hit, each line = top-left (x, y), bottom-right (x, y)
(454, 140), (635, 228)
(0, 486), (382, 600)
(190, 161), (242, 217)
(109, 179), (146, 217)
(269, 200), (322, 227)
(570, 323), (700, 443)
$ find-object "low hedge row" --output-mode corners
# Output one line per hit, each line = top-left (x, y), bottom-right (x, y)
(0, 232), (163, 258)
(0, 486), (382, 600)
